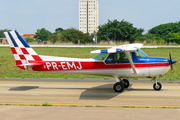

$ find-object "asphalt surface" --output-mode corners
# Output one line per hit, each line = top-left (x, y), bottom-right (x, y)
(1, 79), (180, 120)
(0, 80), (180, 106)
(0, 77), (179, 83)
(1, 106), (180, 120)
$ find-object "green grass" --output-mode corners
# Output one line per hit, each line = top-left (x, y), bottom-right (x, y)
(42, 102), (52, 106)
(0, 47), (180, 80)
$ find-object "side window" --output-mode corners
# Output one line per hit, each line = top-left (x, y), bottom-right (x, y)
(115, 53), (132, 63)
(105, 54), (115, 64)
(115, 53), (128, 62)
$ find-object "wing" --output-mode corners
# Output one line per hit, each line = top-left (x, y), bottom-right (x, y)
(90, 48), (137, 53)
(90, 43), (143, 53)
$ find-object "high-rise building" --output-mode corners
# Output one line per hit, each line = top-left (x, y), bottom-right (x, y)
(79, 0), (99, 34)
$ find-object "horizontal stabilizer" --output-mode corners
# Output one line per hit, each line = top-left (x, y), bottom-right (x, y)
(14, 62), (43, 67)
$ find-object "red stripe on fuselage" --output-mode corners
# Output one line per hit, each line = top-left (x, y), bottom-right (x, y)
(31, 61), (169, 71)
(149, 63), (169, 67)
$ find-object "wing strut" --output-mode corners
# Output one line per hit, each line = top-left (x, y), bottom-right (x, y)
(125, 52), (138, 74)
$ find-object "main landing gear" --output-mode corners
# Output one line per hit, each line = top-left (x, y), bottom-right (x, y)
(152, 77), (162, 91)
(113, 78), (130, 93)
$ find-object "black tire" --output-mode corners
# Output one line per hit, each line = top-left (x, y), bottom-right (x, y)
(122, 79), (130, 88)
(153, 82), (162, 91)
(113, 82), (124, 93)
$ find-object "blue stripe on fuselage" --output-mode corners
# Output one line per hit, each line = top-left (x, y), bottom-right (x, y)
(137, 57), (169, 63)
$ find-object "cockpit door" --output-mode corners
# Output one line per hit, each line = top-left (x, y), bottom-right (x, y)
(104, 52), (132, 64)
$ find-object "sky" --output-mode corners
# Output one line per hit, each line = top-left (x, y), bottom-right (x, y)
(1, 0), (180, 33)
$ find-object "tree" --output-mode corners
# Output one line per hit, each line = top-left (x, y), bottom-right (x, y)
(97, 19), (144, 43)
(152, 37), (164, 45)
(55, 27), (64, 33)
(148, 21), (180, 40)
(145, 33), (156, 40)
(61, 28), (93, 44)
(48, 33), (58, 44)
(34, 28), (51, 42)
(25, 37), (35, 43)
(0, 29), (11, 38)
(135, 36), (147, 42)
(167, 32), (180, 44)
(48, 32), (68, 44)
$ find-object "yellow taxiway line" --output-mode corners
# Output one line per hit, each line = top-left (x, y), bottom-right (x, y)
(0, 103), (180, 109)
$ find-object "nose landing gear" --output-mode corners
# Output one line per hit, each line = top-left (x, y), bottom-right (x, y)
(152, 77), (162, 91)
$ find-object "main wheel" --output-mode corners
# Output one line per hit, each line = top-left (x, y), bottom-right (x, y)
(122, 79), (130, 88)
(113, 82), (124, 93)
(153, 82), (162, 91)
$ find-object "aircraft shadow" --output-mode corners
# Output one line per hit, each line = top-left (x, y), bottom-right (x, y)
(126, 88), (154, 91)
(79, 84), (155, 100)
(9, 86), (39, 91)
(79, 84), (121, 100)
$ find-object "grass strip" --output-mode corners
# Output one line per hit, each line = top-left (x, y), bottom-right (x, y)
(0, 47), (180, 80)
(0, 103), (180, 109)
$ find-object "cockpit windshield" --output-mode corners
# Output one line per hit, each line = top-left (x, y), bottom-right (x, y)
(135, 48), (147, 58)
(92, 53), (108, 60)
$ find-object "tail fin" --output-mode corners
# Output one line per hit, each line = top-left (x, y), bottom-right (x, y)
(4, 31), (43, 70)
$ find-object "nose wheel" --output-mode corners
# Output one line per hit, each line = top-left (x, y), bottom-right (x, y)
(153, 82), (162, 91)
(152, 77), (162, 91)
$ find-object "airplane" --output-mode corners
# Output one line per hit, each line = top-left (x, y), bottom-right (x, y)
(4, 30), (177, 93)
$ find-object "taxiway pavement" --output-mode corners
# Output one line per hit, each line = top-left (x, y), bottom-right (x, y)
(0, 80), (180, 106)
(1, 106), (180, 120)
(1, 79), (180, 120)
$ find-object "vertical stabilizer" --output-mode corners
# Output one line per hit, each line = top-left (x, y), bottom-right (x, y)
(4, 31), (43, 70)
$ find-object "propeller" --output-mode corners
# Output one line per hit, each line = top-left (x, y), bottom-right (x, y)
(169, 52), (173, 72)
